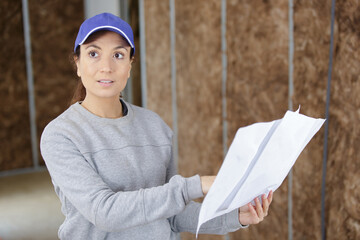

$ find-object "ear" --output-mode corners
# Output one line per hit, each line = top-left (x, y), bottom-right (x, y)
(127, 59), (133, 78)
(74, 56), (81, 78)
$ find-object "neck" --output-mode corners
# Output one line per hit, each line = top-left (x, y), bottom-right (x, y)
(81, 95), (123, 119)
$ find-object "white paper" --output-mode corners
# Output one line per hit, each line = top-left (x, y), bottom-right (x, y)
(196, 108), (325, 236)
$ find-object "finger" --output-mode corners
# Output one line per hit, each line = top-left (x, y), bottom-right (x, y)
(262, 194), (269, 216)
(268, 190), (273, 204)
(248, 203), (259, 221)
(255, 197), (264, 220)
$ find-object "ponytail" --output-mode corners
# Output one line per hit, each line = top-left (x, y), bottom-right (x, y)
(69, 47), (86, 105)
(70, 80), (86, 105)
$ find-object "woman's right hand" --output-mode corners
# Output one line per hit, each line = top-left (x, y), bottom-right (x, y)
(200, 176), (216, 195)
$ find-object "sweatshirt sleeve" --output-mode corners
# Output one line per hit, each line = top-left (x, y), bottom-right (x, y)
(165, 147), (246, 235)
(168, 201), (247, 235)
(40, 126), (203, 232)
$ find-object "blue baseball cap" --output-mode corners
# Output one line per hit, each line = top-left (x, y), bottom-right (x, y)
(74, 12), (135, 56)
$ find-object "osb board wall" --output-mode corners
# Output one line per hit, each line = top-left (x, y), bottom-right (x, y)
(227, 1), (289, 239)
(0, 0), (33, 170)
(28, 0), (84, 165)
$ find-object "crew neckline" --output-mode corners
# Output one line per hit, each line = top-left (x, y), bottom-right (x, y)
(73, 99), (133, 125)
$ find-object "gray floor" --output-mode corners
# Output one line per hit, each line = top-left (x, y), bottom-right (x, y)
(0, 170), (64, 240)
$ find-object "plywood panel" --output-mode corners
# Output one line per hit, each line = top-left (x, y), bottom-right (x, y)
(0, 0), (33, 170)
(226, 1), (289, 239)
(144, 0), (172, 127)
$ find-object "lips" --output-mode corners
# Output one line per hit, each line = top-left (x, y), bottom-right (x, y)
(97, 80), (114, 87)
(98, 80), (113, 83)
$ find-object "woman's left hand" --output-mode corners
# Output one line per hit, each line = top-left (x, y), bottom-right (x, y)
(238, 190), (273, 226)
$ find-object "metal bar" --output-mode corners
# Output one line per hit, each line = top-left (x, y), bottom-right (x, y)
(121, 0), (133, 103)
(221, 2), (229, 240)
(170, 0), (178, 173)
(288, 1), (294, 239)
(288, 0), (294, 113)
(139, 0), (147, 108)
(0, 166), (47, 178)
(221, 0), (228, 158)
(321, 1), (336, 239)
(22, 0), (39, 169)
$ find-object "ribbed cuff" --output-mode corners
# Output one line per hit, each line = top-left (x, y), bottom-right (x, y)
(185, 175), (204, 201)
(225, 208), (248, 232)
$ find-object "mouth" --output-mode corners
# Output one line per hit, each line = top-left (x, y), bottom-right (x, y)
(97, 79), (114, 87)
(97, 80), (114, 83)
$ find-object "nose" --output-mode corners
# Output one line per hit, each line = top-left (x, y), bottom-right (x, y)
(99, 57), (113, 73)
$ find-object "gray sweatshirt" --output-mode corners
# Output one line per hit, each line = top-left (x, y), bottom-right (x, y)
(40, 100), (244, 239)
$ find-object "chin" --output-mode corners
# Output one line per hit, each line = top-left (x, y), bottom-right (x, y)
(93, 92), (121, 100)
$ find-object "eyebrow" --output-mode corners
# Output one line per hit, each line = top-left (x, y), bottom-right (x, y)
(85, 44), (129, 51)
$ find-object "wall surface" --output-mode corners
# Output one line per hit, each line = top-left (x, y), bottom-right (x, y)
(318, 1), (360, 239)
(144, 0), (360, 240)
(291, 2), (330, 239)
(145, 0), (172, 127)
(29, 0), (84, 165)
(0, 0), (84, 171)
(227, 0), (289, 239)
(0, 0), (32, 170)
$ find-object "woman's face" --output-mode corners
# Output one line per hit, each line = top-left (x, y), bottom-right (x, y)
(75, 31), (132, 101)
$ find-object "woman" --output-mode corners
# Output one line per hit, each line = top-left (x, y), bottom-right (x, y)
(40, 12), (273, 239)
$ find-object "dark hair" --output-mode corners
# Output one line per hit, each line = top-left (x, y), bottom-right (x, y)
(69, 47), (85, 105)
(69, 30), (134, 105)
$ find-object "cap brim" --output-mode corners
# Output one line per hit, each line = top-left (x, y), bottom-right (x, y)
(78, 25), (134, 49)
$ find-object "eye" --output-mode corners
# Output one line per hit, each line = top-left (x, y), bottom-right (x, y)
(114, 52), (124, 59)
(89, 51), (98, 58)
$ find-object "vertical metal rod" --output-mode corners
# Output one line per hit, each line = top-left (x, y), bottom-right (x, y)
(221, 0), (228, 158)
(288, 0), (294, 113)
(287, 1), (294, 240)
(139, 0), (147, 108)
(321, 1), (336, 239)
(121, 0), (133, 103)
(22, 0), (39, 169)
(221, 2), (229, 240)
(170, 0), (179, 174)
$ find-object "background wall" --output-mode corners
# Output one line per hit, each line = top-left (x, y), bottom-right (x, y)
(144, 0), (360, 240)
(0, 0), (32, 171)
(29, 0), (85, 166)
(0, 0), (84, 171)
(1, 0), (359, 239)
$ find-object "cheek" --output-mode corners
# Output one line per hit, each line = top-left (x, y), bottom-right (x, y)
(79, 63), (95, 79)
